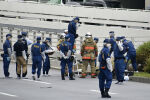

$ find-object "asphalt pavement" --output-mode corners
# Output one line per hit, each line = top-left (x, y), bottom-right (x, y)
(0, 61), (150, 100)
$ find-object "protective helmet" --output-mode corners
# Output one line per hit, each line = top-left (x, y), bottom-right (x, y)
(65, 34), (70, 40)
(36, 37), (41, 41)
(6, 34), (12, 38)
(60, 33), (66, 39)
(85, 32), (92, 38)
(64, 29), (68, 33)
(94, 37), (99, 42)
(21, 32), (28, 36)
(124, 75), (129, 81)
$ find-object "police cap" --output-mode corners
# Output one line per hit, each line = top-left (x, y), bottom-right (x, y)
(6, 34), (12, 38)
(37, 37), (41, 41)
(21, 32), (28, 36)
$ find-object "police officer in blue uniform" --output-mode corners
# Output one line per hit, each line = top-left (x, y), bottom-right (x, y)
(122, 38), (138, 72)
(41, 37), (51, 76)
(99, 39), (112, 98)
(59, 34), (75, 80)
(3, 34), (12, 78)
(31, 37), (44, 80)
(68, 17), (80, 48)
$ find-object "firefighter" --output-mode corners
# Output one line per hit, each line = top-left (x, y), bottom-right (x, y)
(99, 39), (112, 98)
(80, 32), (98, 78)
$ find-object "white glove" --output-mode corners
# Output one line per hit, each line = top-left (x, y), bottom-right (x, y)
(66, 50), (71, 58)
(106, 58), (113, 72)
(60, 51), (65, 59)
(41, 51), (46, 62)
(117, 41), (123, 51)
(22, 50), (27, 60)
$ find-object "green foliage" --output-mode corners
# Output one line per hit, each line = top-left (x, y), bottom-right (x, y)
(144, 57), (150, 73)
(136, 41), (150, 71)
(134, 72), (150, 78)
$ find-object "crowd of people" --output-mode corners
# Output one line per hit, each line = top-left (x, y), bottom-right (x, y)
(1, 17), (138, 98)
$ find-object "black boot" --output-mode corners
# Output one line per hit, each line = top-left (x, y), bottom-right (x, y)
(61, 74), (65, 80)
(105, 88), (111, 98)
(69, 73), (75, 80)
(101, 90), (106, 98)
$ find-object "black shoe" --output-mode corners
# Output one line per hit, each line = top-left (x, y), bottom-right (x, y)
(105, 88), (111, 98)
(69, 73), (75, 80)
(61, 74), (65, 80)
(101, 90), (106, 98)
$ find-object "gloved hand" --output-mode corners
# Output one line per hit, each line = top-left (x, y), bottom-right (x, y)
(75, 34), (79, 39)
(7, 57), (11, 61)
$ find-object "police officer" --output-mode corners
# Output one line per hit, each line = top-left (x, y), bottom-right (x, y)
(94, 37), (99, 67)
(59, 34), (75, 80)
(3, 34), (12, 78)
(68, 17), (80, 48)
(13, 35), (27, 79)
(80, 32), (98, 78)
(109, 37), (126, 84)
(31, 37), (44, 80)
(41, 37), (51, 76)
(122, 38), (138, 72)
(99, 39), (112, 98)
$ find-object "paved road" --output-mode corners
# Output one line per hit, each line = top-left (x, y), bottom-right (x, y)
(0, 61), (150, 100)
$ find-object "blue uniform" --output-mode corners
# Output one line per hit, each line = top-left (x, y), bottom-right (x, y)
(68, 20), (77, 47)
(123, 39), (137, 71)
(41, 42), (50, 75)
(98, 46), (112, 91)
(3, 39), (12, 77)
(109, 39), (126, 82)
(59, 41), (73, 75)
(31, 42), (43, 78)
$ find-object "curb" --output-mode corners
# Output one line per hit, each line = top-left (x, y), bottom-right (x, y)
(129, 76), (150, 84)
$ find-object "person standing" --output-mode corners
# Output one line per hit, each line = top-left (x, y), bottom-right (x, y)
(41, 37), (52, 76)
(94, 37), (99, 67)
(13, 35), (27, 79)
(68, 17), (80, 48)
(80, 32), (98, 78)
(59, 34), (75, 80)
(31, 37), (44, 81)
(3, 34), (12, 78)
(98, 39), (112, 98)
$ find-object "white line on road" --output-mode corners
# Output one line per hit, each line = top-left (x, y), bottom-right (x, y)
(22, 79), (52, 85)
(90, 90), (119, 95)
(0, 92), (17, 97)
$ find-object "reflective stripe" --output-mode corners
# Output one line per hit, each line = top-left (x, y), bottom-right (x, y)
(84, 47), (94, 50)
(91, 73), (96, 76)
(101, 66), (106, 69)
(82, 73), (87, 76)
(82, 57), (91, 59)
(73, 44), (76, 49)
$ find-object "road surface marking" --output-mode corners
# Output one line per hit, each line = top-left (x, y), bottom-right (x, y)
(0, 92), (17, 97)
(90, 90), (119, 95)
(22, 79), (51, 85)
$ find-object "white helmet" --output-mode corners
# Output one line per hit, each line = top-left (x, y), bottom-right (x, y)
(85, 32), (92, 38)
(64, 29), (68, 33)
(124, 75), (129, 81)
(60, 33), (66, 39)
